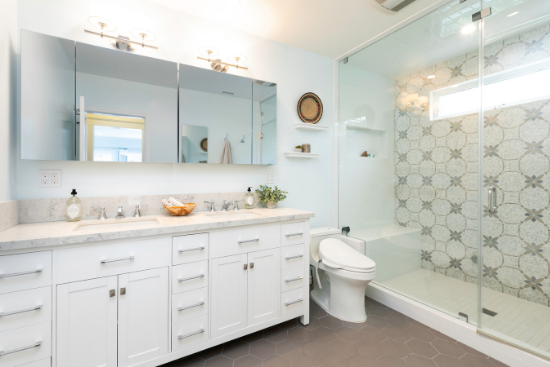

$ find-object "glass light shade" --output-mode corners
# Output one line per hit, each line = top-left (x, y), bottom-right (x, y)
(227, 53), (247, 64)
(198, 47), (219, 58)
(130, 28), (156, 41)
(87, 16), (117, 32)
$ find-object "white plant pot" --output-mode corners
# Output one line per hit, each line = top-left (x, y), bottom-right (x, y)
(267, 201), (278, 209)
(295, 148), (302, 152)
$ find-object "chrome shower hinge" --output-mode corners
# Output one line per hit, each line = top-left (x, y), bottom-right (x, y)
(472, 7), (491, 22)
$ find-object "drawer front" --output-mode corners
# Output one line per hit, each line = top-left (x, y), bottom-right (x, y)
(172, 261), (208, 295)
(280, 287), (305, 316)
(172, 233), (209, 265)
(17, 358), (50, 367)
(172, 287), (208, 323)
(0, 322), (51, 367)
(210, 224), (281, 258)
(172, 314), (208, 352)
(54, 237), (171, 284)
(0, 252), (51, 295)
(281, 222), (306, 247)
(281, 244), (305, 269)
(0, 287), (51, 334)
(281, 266), (306, 293)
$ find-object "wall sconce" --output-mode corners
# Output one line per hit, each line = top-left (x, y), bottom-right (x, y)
(197, 47), (249, 72)
(404, 94), (429, 111)
(85, 17), (158, 51)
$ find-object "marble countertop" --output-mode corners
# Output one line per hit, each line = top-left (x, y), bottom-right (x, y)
(0, 208), (315, 251)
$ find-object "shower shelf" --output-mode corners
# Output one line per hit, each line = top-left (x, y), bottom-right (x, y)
(283, 152), (320, 159)
(294, 123), (328, 131)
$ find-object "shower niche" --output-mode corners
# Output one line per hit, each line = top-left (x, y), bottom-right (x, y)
(343, 125), (388, 159)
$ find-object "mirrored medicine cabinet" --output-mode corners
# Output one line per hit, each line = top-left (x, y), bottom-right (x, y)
(20, 30), (277, 165)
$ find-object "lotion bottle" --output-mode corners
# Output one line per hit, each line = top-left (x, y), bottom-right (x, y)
(66, 189), (82, 222)
(244, 187), (255, 209)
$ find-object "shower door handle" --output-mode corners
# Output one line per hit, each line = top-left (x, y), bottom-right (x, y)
(488, 186), (497, 214)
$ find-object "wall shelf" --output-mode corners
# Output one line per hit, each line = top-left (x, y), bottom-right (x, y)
(344, 124), (386, 133)
(294, 122), (328, 131)
(284, 152), (320, 159)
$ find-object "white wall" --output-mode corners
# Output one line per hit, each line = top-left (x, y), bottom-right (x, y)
(0, 0), (17, 202)
(338, 63), (395, 230)
(16, 0), (334, 227)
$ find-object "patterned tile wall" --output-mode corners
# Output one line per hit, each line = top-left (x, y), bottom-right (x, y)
(394, 23), (550, 305)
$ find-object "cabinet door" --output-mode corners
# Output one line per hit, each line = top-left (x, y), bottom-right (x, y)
(118, 268), (169, 367)
(57, 276), (117, 367)
(247, 248), (280, 326)
(211, 254), (248, 339)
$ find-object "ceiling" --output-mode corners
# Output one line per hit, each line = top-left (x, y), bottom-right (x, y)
(145, 0), (443, 59)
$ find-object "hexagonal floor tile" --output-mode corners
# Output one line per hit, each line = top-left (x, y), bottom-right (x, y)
(250, 340), (277, 360)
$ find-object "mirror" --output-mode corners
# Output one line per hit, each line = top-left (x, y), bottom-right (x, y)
(181, 125), (208, 163)
(252, 80), (277, 165)
(179, 64), (253, 164)
(21, 30), (76, 160)
(76, 42), (178, 163)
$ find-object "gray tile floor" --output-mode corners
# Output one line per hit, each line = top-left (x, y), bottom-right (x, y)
(164, 297), (509, 367)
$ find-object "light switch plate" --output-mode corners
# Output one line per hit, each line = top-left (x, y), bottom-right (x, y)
(264, 171), (275, 184)
(38, 169), (62, 188)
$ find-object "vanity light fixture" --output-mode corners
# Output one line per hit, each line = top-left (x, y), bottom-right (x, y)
(84, 17), (159, 51)
(197, 47), (249, 72)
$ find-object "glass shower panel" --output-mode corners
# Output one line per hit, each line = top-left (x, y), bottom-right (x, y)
(479, 0), (550, 358)
(338, 0), (483, 321)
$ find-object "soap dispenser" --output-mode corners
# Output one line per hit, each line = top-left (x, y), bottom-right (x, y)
(66, 189), (82, 222)
(244, 187), (255, 209)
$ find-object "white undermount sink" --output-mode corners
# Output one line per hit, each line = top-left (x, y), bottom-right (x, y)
(204, 211), (261, 220)
(74, 217), (161, 232)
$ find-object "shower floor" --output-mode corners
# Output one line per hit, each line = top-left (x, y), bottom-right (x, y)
(379, 269), (550, 354)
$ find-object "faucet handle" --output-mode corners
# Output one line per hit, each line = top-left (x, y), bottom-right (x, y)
(133, 204), (148, 217)
(233, 200), (243, 210)
(91, 206), (107, 220)
(204, 200), (215, 212)
(116, 206), (125, 219)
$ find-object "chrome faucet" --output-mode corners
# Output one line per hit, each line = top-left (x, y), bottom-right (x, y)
(133, 204), (148, 217)
(91, 206), (107, 220)
(233, 200), (243, 211)
(204, 200), (215, 212)
(116, 206), (125, 219)
(221, 200), (232, 211)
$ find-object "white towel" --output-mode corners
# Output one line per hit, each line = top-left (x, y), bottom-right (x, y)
(220, 139), (233, 164)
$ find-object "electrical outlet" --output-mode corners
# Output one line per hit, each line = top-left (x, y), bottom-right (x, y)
(264, 171), (275, 184)
(38, 170), (62, 188)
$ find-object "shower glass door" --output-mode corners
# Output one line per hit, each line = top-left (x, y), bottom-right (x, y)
(478, 0), (550, 358)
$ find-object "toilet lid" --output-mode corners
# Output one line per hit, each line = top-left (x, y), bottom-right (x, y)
(319, 238), (376, 272)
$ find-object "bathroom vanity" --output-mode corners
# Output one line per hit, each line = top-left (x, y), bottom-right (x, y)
(0, 209), (312, 367)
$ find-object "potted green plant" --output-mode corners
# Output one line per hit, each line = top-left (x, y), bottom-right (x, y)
(295, 145), (303, 152)
(256, 185), (288, 209)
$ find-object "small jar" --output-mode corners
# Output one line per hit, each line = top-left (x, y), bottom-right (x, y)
(302, 144), (311, 153)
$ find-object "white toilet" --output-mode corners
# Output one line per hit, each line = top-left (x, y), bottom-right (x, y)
(310, 228), (376, 323)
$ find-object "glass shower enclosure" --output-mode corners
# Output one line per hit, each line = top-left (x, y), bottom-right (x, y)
(338, 0), (550, 359)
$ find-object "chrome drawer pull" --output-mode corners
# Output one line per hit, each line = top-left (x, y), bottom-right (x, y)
(0, 304), (42, 317)
(285, 254), (303, 260)
(0, 268), (43, 278)
(101, 256), (134, 264)
(178, 329), (204, 340)
(178, 301), (205, 312)
(178, 246), (205, 253)
(285, 232), (303, 237)
(285, 298), (303, 306)
(178, 274), (204, 282)
(238, 238), (259, 244)
(285, 276), (304, 283)
(0, 340), (42, 356)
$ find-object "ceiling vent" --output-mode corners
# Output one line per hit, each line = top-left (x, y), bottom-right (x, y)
(375, 0), (417, 12)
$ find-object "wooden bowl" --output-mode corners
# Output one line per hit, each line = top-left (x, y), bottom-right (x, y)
(164, 203), (197, 216)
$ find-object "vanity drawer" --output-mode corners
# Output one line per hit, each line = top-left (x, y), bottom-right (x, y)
(210, 224), (280, 258)
(0, 321), (51, 367)
(280, 287), (305, 316)
(281, 244), (305, 269)
(17, 358), (51, 367)
(172, 287), (208, 323)
(281, 222), (306, 247)
(54, 238), (171, 284)
(172, 233), (209, 265)
(0, 252), (51, 295)
(0, 287), (51, 334)
(281, 266), (306, 293)
(172, 261), (208, 295)
(172, 314), (209, 352)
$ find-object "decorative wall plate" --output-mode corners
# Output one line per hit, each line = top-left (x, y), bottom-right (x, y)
(297, 92), (323, 124)
(200, 138), (208, 152)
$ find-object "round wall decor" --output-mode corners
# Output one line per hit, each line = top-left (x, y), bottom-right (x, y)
(200, 138), (208, 152)
(297, 92), (323, 124)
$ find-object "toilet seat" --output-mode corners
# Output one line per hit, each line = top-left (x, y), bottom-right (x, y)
(319, 238), (376, 273)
